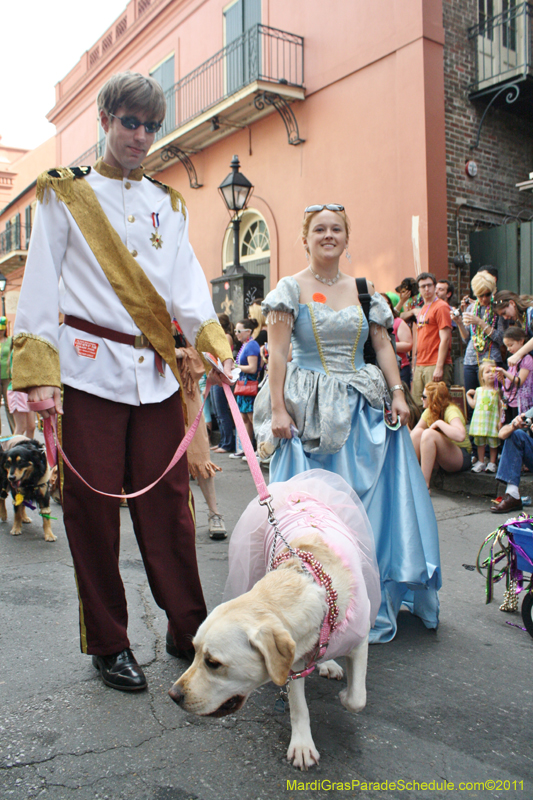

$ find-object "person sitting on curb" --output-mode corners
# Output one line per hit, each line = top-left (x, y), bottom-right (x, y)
(490, 411), (533, 514)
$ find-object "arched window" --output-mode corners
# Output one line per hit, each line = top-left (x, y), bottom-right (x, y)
(223, 209), (271, 292)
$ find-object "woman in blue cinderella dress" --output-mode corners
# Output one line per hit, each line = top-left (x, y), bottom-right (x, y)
(253, 204), (441, 643)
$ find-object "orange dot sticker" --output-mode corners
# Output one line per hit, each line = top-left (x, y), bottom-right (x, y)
(312, 292), (327, 304)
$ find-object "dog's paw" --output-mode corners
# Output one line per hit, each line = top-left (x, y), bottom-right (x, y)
(44, 531), (57, 542)
(339, 687), (366, 714)
(287, 740), (320, 771)
(318, 659), (344, 680)
(10, 527), (22, 536)
(0, 512), (7, 522)
(21, 514), (31, 524)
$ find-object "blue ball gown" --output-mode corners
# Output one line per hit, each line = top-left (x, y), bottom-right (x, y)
(253, 276), (441, 644)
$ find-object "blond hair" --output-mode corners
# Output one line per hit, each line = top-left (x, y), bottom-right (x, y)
(248, 302), (266, 337)
(97, 71), (166, 121)
(478, 358), (497, 387)
(471, 270), (496, 298)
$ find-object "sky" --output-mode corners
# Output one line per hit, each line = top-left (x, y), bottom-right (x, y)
(1, 0), (131, 150)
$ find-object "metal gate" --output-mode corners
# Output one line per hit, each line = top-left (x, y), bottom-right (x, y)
(469, 220), (533, 294)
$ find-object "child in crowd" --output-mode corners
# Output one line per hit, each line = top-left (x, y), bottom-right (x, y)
(495, 326), (533, 424)
(467, 360), (502, 474)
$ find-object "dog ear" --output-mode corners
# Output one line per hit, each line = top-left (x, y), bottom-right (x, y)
(248, 621), (295, 686)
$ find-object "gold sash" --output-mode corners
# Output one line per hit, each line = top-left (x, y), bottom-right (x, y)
(52, 176), (181, 384)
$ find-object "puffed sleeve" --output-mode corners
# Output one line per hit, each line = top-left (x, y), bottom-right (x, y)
(262, 276), (300, 327)
(369, 293), (394, 329)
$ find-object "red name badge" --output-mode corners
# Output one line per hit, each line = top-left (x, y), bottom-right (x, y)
(74, 339), (99, 359)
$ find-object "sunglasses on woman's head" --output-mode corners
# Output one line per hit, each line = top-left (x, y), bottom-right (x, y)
(109, 113), (162, 133)
(304, 204), (345, 213)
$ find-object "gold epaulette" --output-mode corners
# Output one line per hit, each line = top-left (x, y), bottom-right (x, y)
(36, 166), (91, 205)
(145, 174), (187, 219)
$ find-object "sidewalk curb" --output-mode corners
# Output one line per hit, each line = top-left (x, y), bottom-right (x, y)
(432, 468), (533, 498)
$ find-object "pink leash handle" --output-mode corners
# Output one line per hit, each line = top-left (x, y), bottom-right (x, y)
(27, 381), (271, 503)
(28, 395), (208, 500)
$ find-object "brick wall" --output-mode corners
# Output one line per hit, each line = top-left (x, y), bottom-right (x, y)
(442, 0), (533, 301)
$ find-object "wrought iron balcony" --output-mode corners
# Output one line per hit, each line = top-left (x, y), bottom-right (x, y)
(155, 24), (304, 141)
(469, 2), (533, 95)
(0, 222), (31, 269)
(69, 25), (305, 182)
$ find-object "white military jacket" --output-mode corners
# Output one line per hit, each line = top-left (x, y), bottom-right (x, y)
(15, 161), (223, 405)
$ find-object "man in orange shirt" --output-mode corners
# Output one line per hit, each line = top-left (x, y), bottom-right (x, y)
(412, 272), (453, 407)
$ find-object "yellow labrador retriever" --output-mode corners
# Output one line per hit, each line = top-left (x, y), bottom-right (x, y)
(169, 471), (379, 770)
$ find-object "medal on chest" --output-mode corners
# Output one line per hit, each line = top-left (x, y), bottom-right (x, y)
(150, 212), (163, 249)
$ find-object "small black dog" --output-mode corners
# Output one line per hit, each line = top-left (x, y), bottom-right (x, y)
(0, 438), (56, 542)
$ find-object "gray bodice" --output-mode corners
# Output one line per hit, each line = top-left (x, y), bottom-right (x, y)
(254, 277), (394, 454)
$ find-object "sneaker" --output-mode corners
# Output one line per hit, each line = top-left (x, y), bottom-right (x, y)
(485, 462), (497, 474)
(208, 512), (227, 540)
(471, 461), (486, 473)
(228, 451), (244, 459)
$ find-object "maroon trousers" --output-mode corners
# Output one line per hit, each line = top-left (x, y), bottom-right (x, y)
(61, 385), (207, 656)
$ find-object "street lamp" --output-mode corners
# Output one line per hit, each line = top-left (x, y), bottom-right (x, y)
(218, 155), (253, 274)
(211, 156), (263, 321)
(0, 273), (7, 317)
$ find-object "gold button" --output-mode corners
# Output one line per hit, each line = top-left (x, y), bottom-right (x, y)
(125, 182), (131, 190)
(131, 250), (138, 257)
(128, 215), (135, 223)
(138, 356), (144, 363)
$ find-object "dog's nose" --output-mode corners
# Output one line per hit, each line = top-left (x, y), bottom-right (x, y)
(168, 683), (186, 706)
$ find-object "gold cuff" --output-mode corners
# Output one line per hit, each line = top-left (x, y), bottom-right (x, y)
(12, 333), (61, 391)
(195, 320), (233, 372)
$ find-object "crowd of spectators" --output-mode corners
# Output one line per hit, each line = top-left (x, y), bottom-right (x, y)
(184, 266), (533, 518)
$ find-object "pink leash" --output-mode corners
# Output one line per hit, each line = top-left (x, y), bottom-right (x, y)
(27, 381), (270, 502)
(30, 385), (334, 677)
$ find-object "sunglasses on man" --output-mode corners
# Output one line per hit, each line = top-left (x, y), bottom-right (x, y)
(304, 204), (345, 213)
(110, 113), (162, 134)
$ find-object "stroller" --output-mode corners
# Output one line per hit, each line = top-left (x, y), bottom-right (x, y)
(477, 513), (533, 637)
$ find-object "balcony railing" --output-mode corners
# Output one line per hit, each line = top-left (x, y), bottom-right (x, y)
(0, 223), (31, 259)
(69, 24), (304, 168)
(155, 24), (304, 140)
(469, 2), (533, 90)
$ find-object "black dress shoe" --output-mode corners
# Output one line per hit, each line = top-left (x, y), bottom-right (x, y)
(92, 648), (147, 691)
(166, 631), (195, 664)
(490, 493), (523, 515)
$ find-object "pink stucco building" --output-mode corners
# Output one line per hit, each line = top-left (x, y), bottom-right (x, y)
(1, 0), (532, 320)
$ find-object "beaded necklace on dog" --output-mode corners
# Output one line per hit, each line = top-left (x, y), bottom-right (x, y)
(261, 497), (340, 685)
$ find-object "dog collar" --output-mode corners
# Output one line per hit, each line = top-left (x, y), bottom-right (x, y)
(272, 548), (339, 681)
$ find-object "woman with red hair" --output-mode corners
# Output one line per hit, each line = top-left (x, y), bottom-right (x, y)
(410, 381), (471, 489)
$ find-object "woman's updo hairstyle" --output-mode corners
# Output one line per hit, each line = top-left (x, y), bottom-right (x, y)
(471, 270), (496, 298)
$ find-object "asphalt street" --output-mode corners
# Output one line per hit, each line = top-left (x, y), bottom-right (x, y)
(1, 418), (532, 800)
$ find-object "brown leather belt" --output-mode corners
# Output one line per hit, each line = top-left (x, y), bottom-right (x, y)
(64, 315), (165, 376)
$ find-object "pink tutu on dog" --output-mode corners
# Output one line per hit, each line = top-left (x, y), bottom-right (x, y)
(224, 469), (381, 661)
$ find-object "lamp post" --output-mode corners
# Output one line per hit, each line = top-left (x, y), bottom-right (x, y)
(217, 155), (253, 274)
(0, 272), (7, 317)
(211, 156), (264, 321)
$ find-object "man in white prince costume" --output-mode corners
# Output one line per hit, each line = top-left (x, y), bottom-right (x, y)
(13, 72), (234, 692)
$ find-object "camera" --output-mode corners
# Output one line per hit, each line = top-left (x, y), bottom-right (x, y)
(523, 408), (533, 424)
(451, 307), (461, 318)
